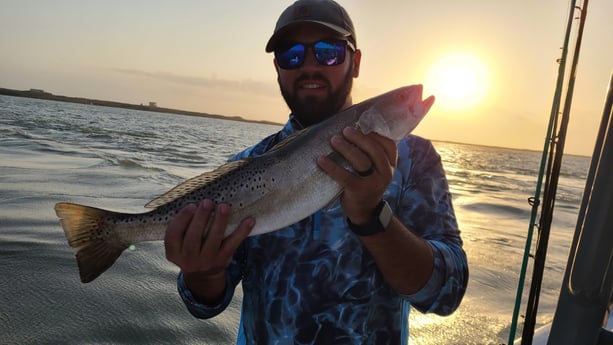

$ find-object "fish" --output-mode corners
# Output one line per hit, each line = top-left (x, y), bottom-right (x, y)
(55, 85), (435, 283)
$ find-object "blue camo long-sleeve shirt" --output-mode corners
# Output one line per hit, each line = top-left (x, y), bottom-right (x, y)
(177, 115), (468, 345)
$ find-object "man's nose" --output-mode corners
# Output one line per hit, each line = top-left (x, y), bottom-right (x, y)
(300, 48), (321, 71)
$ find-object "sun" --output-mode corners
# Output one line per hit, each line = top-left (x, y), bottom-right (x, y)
(425, 52), (490, 111)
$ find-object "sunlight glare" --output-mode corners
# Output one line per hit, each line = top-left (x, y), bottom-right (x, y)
(425, 53), (490, 112)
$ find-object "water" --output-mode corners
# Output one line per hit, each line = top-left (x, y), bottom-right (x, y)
(0, 95), (589, 344)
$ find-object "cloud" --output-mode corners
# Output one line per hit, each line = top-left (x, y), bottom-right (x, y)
(109, 67), (278, 97)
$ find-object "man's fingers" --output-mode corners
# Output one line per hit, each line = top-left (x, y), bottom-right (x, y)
(371, 133), (398, 168)
(342, 127), (397, 174)
(164, 203), (197, 259)
(183, 199), (215, 257)
(331, 133), (372, 173)
(201, 203), (231, 258)
(165, 200), (253, 274)
(316, 154), (356, 188)
(220, 217), (255, 258)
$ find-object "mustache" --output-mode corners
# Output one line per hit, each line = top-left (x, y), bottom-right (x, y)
(294, 73), (331, 89)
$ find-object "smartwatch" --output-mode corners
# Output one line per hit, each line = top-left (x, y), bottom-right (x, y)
(347, 200), (393, 236)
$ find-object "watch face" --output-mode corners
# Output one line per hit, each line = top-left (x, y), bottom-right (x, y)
(378, 201), (393, 229)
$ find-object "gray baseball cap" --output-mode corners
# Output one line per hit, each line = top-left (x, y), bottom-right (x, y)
(265, 0), (356, 52)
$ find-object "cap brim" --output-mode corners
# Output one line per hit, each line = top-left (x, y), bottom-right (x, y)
(265, 20), (351, 52)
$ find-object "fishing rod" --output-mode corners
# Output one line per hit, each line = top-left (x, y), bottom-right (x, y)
(507, 0), (589, 343)
(521, 1), (589, 344)
(507, 0), (575, 341)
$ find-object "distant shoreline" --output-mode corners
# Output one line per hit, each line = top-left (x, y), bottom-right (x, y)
(0, 87), (589, 158)
(0, 87), (282, 127)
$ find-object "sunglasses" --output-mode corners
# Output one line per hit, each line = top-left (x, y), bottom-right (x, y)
(275, 39), (355, 70)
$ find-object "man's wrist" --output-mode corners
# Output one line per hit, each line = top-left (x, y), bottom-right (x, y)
(346, 201), (381, 225)
(177, 271), (235, 319)
(347, 200), (393, 236)
(184, 270), (227, 305)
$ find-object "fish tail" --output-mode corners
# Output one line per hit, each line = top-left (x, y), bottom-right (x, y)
(55, 202), (129, 283)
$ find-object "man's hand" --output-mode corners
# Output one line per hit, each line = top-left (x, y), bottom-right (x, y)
(318, 128), (434, 295)
(165, 199), (254, 303)
(316, 126), (398, 225)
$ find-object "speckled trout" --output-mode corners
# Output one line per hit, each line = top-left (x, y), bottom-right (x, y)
(55, 85), (435, 283)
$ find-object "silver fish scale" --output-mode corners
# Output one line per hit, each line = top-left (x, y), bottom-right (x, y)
(196, 161), (276, 208)
(151, 158), (278, 216)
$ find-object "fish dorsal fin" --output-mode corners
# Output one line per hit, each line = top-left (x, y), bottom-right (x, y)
(144, 158), (252, 209)
(267, 127), (310, 152)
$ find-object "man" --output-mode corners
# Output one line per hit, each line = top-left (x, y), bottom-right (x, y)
(165, 0), (468, 344)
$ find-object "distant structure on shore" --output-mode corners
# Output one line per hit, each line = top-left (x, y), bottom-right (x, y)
(29, 88), (50, 95)
(141, 101), (158, 108)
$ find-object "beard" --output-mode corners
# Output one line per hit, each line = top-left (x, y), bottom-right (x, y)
(279, 66), (354, 128)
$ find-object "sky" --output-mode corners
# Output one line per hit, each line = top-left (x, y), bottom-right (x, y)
(1, 0), (611, 156)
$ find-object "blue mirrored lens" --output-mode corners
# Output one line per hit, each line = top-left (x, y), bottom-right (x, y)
(276, 44), (306, 69)
(313, 41), (346, 66)
(275, 40), (347, 70)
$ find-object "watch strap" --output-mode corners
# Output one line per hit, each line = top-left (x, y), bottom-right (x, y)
(347, 200), (392, 236)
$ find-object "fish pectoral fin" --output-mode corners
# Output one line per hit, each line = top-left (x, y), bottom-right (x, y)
(144, 158), (252, 209)
(326, 150), (356, 173)
(326, 151), (345, 165)
(322, 190), (343, 211)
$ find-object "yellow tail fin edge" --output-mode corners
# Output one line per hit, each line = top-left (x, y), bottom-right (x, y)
(55, 202), (128, 283)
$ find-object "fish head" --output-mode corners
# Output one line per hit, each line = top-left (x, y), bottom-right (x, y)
(357, 85), (435, 141)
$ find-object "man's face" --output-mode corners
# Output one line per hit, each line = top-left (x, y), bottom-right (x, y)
(274, 24), (361, 127)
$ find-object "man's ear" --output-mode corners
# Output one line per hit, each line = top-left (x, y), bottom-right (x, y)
(352, 49), (362, 78)
(273, 58), (281, 74)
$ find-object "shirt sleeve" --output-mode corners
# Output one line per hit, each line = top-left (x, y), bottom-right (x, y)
(396, 136), (469, 315)
(177, 240), (248, 319)
(176, 271), (236, 319)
